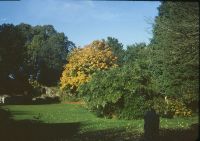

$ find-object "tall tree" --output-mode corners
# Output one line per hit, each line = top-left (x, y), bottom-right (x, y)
(150, 2), (199, 107)
(17, 24), (75, 86)
(0, 24), (28, 94)
(0, 23), (75, 95)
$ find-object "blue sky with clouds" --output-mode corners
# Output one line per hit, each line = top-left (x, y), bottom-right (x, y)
(0, 0), (160, 47)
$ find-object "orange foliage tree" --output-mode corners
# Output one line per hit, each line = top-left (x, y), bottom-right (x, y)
(60, 40), (118, 95)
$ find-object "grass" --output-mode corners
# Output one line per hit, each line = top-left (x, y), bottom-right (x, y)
(2, 104), (144, 133)
(1, 104), (199, 141)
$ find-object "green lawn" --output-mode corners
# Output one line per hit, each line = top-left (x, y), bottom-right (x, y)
(1, 104), (198, 141)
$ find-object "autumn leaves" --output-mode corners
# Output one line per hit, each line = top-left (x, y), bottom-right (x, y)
(60, 40), (118, 94)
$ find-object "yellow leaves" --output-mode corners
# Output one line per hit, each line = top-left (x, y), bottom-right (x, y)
(166, 98), (192, 117)
(60, 40), (118, 93)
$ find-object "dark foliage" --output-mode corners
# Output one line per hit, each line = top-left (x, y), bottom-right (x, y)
(0, 23), (75, 95)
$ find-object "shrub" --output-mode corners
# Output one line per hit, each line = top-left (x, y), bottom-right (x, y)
(59, 92), (80, 102)
(78, 63), (157, 119)
(146, 97), (192, 118)
(78, 69), (123, 118)
(29, 80), (45, 97)
(119, 95), (148, 119)
(168, 98), (192, 117)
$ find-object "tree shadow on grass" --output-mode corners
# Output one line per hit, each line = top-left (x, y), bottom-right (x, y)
(0, 108), (81, 141)
(157, 124), (199, 141)
(75, 124), (199, 141)
(0, 108), (199, 141)
(139, 123), (199, 141)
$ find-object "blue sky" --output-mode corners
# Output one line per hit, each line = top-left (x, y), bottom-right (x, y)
(0, 0), (160, 47)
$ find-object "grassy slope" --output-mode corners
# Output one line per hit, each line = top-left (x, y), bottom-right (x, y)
(2, 103), (198, 134)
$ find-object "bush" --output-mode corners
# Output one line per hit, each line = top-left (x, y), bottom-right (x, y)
(32, 96), (60, 104)
(78, 63), (157, 119)
(146, 97), (192, 118)
(119, 95), (148, 119)
(29, 80), (45, 97)
(59, 89), (80, 102)
(78, 69), (123, 118)
(168, 98), (192, 117)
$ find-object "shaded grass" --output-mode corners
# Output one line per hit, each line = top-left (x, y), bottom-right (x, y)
(1, 104), (199, 141)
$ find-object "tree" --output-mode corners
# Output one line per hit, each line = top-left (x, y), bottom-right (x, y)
(124, 42), (147, 64)
(17, 24), (75, 86)
(150, 2), (199, 108)
(60, 40), (118, 95)
(105, 37), (125, 65)
(0, 24), (29, 94)
(0, 23), (75, 95)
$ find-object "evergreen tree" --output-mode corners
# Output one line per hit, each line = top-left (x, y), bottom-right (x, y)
(150, 2), (199, 108)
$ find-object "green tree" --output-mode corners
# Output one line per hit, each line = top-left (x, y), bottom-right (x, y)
(0, 24), (29, 94)
(105, 37), (125, 65)
(18, 24), (75, 86)
(150, 2), (199, 109)
(0, 23), (75, 95)
(124, 42), (147, 64)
